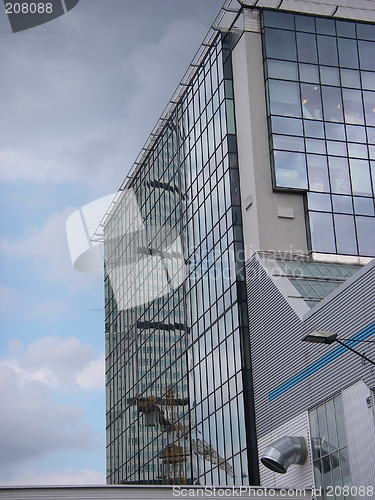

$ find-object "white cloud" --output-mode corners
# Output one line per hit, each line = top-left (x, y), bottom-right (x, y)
(0, 207), (101, 292)
(0, 363), (99, 471)
(0, 467), (105, 486)
(4, 335), (103, 390)
(0, 335), (105, 478)
(0, 13), (211, 193)
(76, 355), (105, 391)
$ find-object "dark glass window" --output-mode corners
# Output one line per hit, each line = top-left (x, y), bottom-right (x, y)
(297, 32), (318, 63)
(263, 10), (375, 257)
(338, 38), (359, 68)
(317, 35), (338, 66)
(264, 28), (297, 61)
(273, 150), (307, 189)
(334, 214), (357, 254)
(358, 41), (375, 71)
(268, 80), (301, 117)
(295, 14), (315, 33)
(301, 84), (323, 120)
(356, 216), (375, 255)
(309, 212), (336, 253)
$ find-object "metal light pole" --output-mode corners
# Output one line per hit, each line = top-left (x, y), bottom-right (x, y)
(302, 330), (375, 366)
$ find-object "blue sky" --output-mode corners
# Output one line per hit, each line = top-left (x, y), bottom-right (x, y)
(0, 0), (223, 485)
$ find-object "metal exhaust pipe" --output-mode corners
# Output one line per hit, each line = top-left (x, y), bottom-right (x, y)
(260, 436), (307, 474)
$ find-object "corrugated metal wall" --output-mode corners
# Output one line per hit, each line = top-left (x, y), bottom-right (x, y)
(246, 255), (375, 441)
(258, 412), (314, 489)
(342, 380), (375, 488)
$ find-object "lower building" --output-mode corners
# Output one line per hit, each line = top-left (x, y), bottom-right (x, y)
(246, 253), (375, 492)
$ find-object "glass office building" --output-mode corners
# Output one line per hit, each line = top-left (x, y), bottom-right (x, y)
(100, 0), (375, 490)
(104, 28), (257, 486)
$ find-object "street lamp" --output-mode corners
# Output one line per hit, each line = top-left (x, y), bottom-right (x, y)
(302, 331), (375, 366)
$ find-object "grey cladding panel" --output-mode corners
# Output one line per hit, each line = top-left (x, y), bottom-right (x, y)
(246, 256), (375, 440)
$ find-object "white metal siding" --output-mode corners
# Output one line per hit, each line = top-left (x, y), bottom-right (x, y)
(258, 412), (314, 489)
(342, 381), (375, 489)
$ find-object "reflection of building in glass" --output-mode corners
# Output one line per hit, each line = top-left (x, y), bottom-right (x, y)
(96, 0), (375, 491)
(103, 27), (255, 485)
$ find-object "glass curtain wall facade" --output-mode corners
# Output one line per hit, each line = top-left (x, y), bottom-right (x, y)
(262, 10), (375, 257)
(309, 394), (353, 500)
(104, 32), (257, 486)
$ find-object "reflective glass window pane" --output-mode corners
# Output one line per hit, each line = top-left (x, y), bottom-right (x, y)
(299, 63), (319, 83)
(297, 32), (318, 63)
(356, 216), (375, 256)
(363, 91), (375, 126)
(325, 122), (345, 141)
(359, 40), (375, 71)
(343, 89), (364, 125)
(357, 22), (375, 41)
(263, 10), (294, 30)
(336, 20), (356, 38)
(322, 87), (344, 122)
(325, 399), (338, 450)
(327, 141), (347, 156)
(346, 124), (366, 142)
(361, 71), (375, 91)
(328, 156), (351, 194)
(320, 66), (340, 86)
(273, 134), (305, 151)
(349, 159), (372, 196)
(316, 18), (335, 36)
(301, 84), (323, 120)
(309, 212), (336, 252)
(306, 138), (326, 154)
(271, 116), (303, 136)
(308, 192), (331, 211)
(295, 14), (315, 33)
(332, 195), (353, 214)
(341, 69), (361, 88)
(264, 28), (297, 61)
(348, 143), (368, 158)
(354, 197), (375, 216)
(268, 80), (301, 117)
(334, 214), (357, 255)
(267, 60), (298, 80)
(307, 154), (330, 192)
(317, 35), (338, 66)
(369, 145), (375, 160)
(304, 119), (324, 139)
(338, 38), (359, 69)
(273, 150), (307, 189)
(368, 128), (375, 144)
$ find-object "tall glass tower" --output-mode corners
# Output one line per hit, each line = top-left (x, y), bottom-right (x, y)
(104, 27), (257, 486)
(101, 0), (375, 489)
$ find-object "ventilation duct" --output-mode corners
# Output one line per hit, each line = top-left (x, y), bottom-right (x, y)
(260, 436), (307, 474)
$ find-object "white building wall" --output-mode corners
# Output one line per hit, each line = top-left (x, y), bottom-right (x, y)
(342, 380), (375, 489)
(258, 412), (314, 489)
(231, 14), (308, 262)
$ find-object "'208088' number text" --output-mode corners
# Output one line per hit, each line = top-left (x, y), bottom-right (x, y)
(5, 3), (53, 13)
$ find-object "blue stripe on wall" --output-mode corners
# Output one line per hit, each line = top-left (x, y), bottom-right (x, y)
(268, 322), (375, 402)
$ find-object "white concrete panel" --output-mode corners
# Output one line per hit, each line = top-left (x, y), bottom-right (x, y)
(232, 31), (308, 261)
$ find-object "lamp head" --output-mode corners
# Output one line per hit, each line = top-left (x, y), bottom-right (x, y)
(302, 331), (337, 345)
